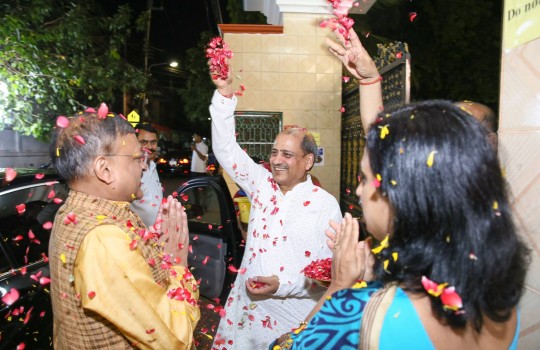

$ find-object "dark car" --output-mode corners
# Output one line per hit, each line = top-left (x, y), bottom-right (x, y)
(0, 168), (68, 349)
(0, 169), (243, 348)
(156, 149), (191, 176)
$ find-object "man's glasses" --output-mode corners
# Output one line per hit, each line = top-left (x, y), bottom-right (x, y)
(139, 140), (158, 146)
(105, 153), (148, 165)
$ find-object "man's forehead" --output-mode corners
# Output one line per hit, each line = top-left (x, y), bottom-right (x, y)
(138, 129), (157, 139)
(273, 133), (302, 150)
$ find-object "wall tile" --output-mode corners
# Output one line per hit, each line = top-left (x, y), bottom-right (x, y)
(280, 35), (298, 54)
(296, 15), (319, 37)
(297, 74), (317, 93)
(298, 55), (317, 73)
(225, 34), (243, 52)
(261, 54), (281, 72)
(243, 34), (262, 53)
(316, 55), (336, 74)
(260, 35), (282, 54)
(243, 53), (261, 72)
(298, 36), (318, 55)
(280, 72), (298, 92)
(260, 72), (280, 91)
(258, 91), (281, 111)
(280, 55), (298, 73)
(297, 91), (317, 111)
(316, 74), (335, 92)
(241, 71), (261, 91)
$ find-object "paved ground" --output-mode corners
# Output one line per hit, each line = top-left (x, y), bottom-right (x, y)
(194, 297), (222, 349)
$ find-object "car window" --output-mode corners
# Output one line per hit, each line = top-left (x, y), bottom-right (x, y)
(180, 185), (221, 226)
(0, 182), (69, 273)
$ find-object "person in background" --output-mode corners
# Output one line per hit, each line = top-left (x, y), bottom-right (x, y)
(455, 100), (498, 152)
(208, 68), (342, 348)
(190, 133), (209, 177)
(48, 106), (200, 349)
(272, 27), (529, 350)
(130, 123), (163, 227)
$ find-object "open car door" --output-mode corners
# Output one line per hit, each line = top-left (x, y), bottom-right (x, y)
(176, 176), (244, 303)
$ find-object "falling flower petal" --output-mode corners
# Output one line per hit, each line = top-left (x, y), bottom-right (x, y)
(409, 12), (417, 22)
(426, 151), (437, 167)
(342, 76), (350, 83)
(303, 201), (311, 207)
(42, 221), (53, 230)
(88, 291), (96, 299)
(39, 277), (51, 285)
(16, 204), (26, 214)
(56, 116), (70, 128)
(5, 168), (17, 182)
(2, 288), (20, 305)
(35, 173), (45, 180)
(202, 256), (210, 265)
(97, 103), (108, 119)
(340, 106), (346, 113)
(305, 251), (311, 258)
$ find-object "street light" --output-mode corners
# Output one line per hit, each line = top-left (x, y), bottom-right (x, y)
(148, 61), (179, 71)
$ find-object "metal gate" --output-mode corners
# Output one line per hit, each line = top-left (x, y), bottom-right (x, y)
(234, 111), (282, 161)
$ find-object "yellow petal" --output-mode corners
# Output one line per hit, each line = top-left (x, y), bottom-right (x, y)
(392, 252), (398, 261)
(376, 174), (382, 181)
(352, 280), (367, 289)
(383, 259), (390, 272)
(60, 253), (66, 264)
(493, 201), (499, 210)
(56, 148), (61, 157)
(390, 180), (397, 186)
(371, 235), (389, 254)
(426, 151), (437, 167)
(380, 125), (390, 139)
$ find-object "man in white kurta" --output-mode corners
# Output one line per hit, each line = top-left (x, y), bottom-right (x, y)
(210, 89), (342, 349)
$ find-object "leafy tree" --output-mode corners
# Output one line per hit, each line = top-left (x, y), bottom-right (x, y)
(0, 0), (146, 141)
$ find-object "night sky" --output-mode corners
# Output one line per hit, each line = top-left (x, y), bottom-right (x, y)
(100, 0), (227, 63)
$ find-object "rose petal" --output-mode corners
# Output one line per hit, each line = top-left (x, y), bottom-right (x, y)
(97, 103), (108, 119)
(2, 288), (20, 305)
(5, 168), (17, 182)
(56, 116), (70, 128)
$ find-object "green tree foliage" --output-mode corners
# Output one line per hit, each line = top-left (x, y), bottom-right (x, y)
(178, 31), (215, 130)
(0, 0), (146, 140)
(358, 0), (502, 108)
(226, 0), (267, 24)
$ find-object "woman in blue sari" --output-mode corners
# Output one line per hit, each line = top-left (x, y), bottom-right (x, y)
(272, 27), (530, 350)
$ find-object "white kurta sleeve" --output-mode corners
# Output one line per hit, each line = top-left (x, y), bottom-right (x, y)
(210, 90), (269, 195)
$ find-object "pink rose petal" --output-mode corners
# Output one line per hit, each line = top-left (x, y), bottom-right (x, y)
(2, 288), (20, 305)
(5, 168), (17, 182)
(97, 102), (108, 119)
(56, 116), (70, 128)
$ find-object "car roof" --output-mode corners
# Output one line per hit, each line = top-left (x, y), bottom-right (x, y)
(0, 168), (62, 189)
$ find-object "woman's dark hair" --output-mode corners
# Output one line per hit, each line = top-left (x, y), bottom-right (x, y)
(367, 100), (529, 331)
(50, 110), (135, 183)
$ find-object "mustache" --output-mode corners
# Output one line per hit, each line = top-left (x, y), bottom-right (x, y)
(271, 163), (288, 170)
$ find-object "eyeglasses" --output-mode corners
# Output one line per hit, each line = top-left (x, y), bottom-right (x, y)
(139, 139), (158, 146)
(104, 153), (148, 165)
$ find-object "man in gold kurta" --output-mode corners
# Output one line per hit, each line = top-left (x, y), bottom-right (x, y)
(48, 105), (200, 349)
